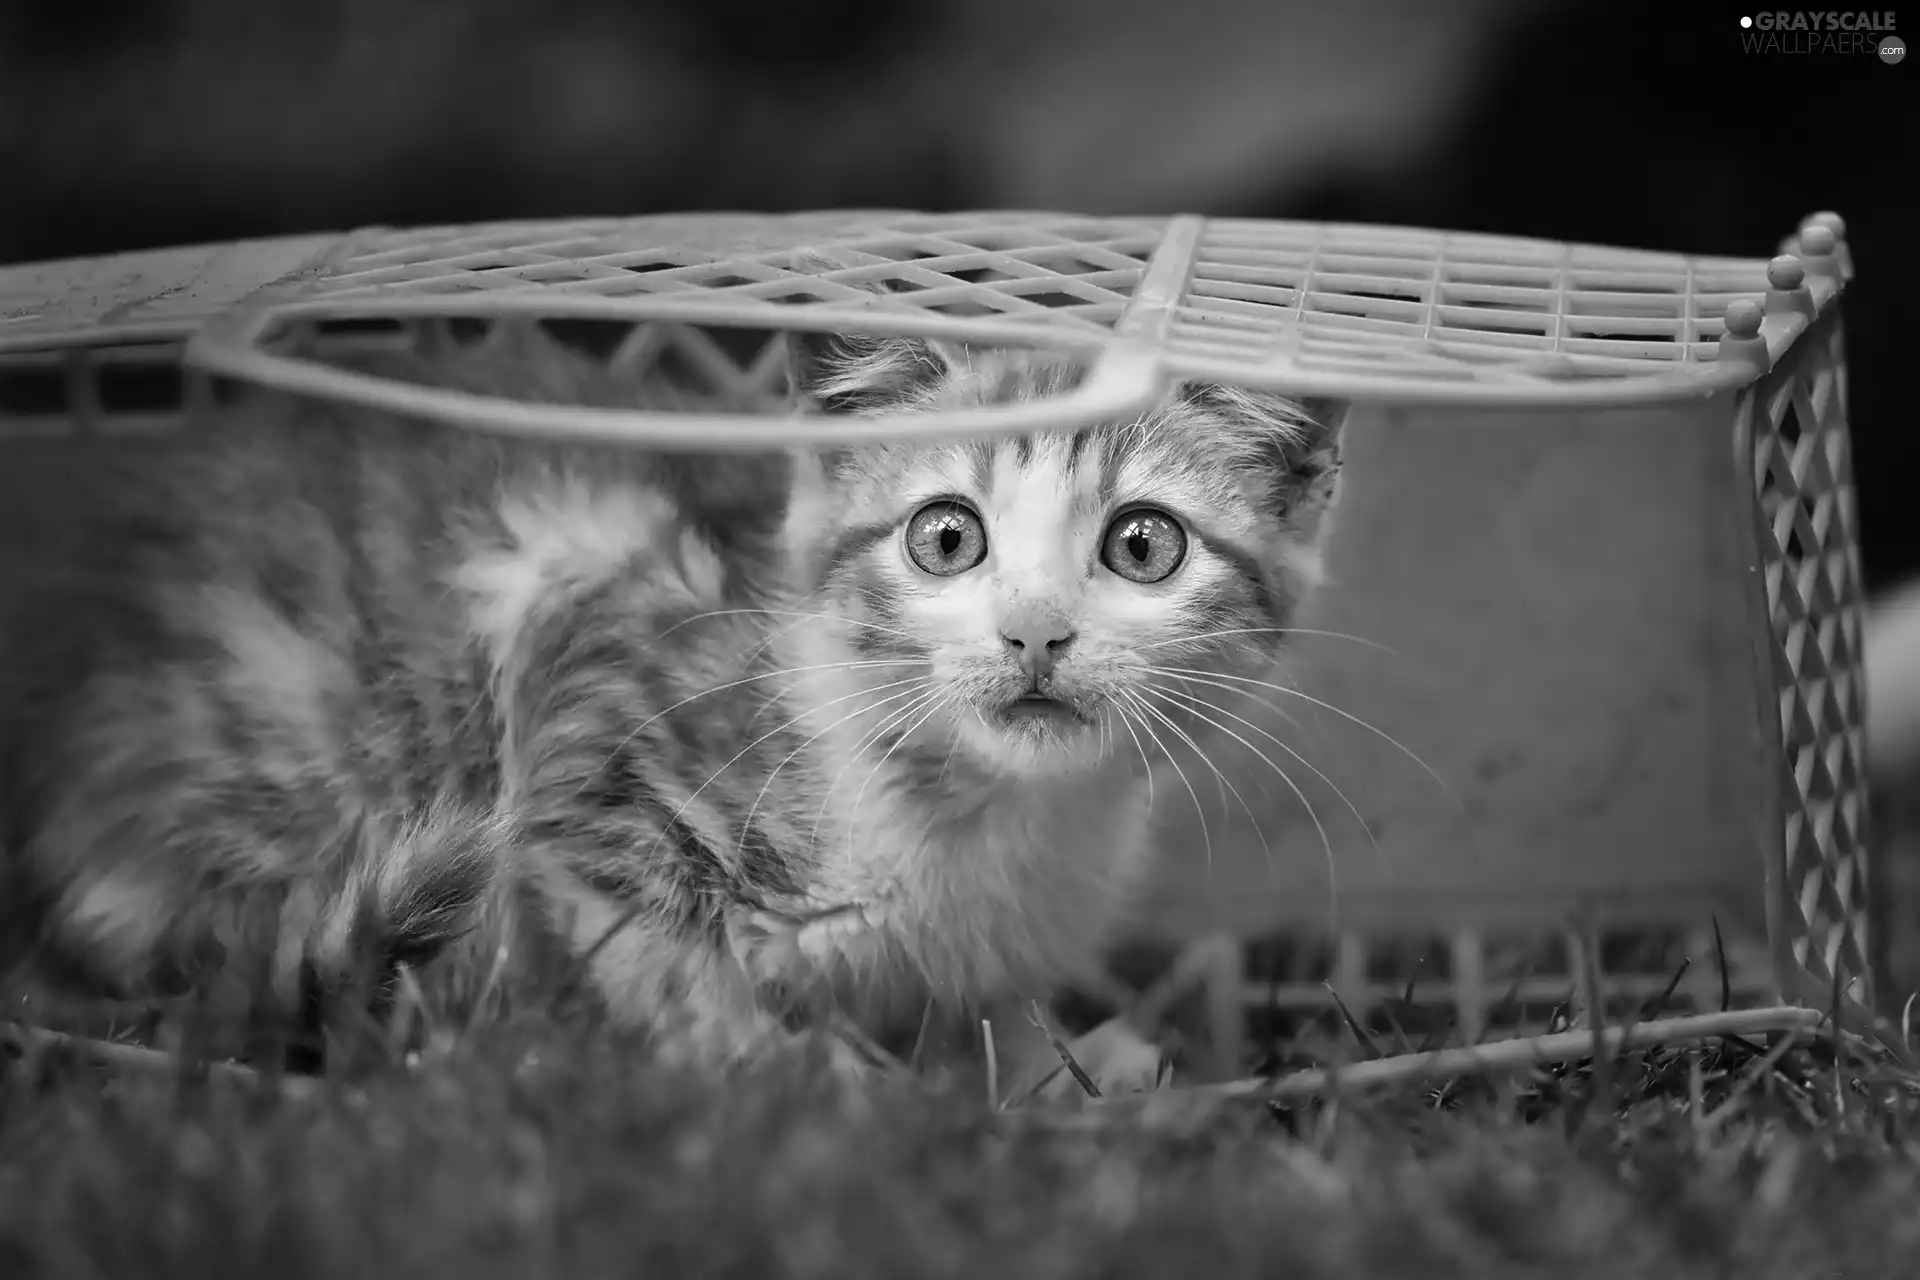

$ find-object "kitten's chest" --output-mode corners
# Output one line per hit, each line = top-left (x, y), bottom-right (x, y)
(777, 770), (1155, 998)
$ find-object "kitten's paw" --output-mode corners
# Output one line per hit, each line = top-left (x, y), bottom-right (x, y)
(1042, 1017), (1170, 1101)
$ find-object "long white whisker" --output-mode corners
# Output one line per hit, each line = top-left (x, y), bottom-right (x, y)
(636, 676), (934, 870)
(1144, 671), (1374, 859)
(1128, 690), (1267, 875)
(809, 687), (949, 858)
(737, 678), (935, 851)
(574, 656), (921, 803)
(935, 709), (965, 787)
(1147, 680), (1382, 869)
(1135, 626), (1409, 664)
(1114, 689), (1211, 874)
(845, 692), (955, 849)
(1112, 701), (1156, 814)
(1140, 683), (1341, 919)
(650, 605), (918, 649)
(1170, 694), (1231, 811)
(732, 587), (840, 671)
(1150, 666), (1457, 808)
(738, 605), (922, 672)
(1140, 665), (1304, 735)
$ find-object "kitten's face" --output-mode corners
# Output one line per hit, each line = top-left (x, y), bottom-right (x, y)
(786, 340), (1344, 778)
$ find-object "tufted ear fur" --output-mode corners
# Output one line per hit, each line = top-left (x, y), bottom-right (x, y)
(1181, 383), (1347, 541)
(783, 251), (968, 417)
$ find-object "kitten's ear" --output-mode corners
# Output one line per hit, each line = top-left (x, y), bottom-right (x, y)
(1184, 384), (1348, 532)
(784, 250), (967, 414)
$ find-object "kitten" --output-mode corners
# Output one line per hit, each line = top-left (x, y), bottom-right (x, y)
(0, 314), (1342, 1092)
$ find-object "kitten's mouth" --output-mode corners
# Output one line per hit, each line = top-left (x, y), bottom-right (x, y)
(995, 693), (1089, 728)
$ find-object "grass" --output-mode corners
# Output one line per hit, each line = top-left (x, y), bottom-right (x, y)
(7, 954), (1920, 1280)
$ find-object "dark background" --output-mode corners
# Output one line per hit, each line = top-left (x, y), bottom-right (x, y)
(2, 0), (1913, 582)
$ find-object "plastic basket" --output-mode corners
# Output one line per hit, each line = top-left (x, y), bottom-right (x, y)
(0, 209), (1883, 1068)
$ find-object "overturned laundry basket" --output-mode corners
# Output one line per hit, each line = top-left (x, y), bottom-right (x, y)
(0, 209), (1878, 1074)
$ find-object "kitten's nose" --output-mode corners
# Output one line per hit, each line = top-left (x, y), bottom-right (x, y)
(1001, 621), (1075, 682)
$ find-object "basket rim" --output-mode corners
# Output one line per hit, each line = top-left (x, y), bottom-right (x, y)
(0, 209), (1852, 443)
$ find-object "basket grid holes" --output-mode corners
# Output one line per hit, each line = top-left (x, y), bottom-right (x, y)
(1751, 326), (1870, 998)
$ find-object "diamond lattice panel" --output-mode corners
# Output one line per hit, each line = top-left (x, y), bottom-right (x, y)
(301, 212), (1167, 336)
(231, 214), (1802, 399)
(267, 312), (808, 415)
(1748, 314), (1871, 997)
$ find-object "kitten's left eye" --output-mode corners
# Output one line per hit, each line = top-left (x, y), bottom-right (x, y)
(1101, 508), (1187, 584)
(905, 500), (988, 576)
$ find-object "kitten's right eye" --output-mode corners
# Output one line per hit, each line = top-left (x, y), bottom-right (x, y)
(905, 500), (988, 576)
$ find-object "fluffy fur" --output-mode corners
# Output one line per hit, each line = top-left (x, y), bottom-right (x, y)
(0, 312), (1343, 1080)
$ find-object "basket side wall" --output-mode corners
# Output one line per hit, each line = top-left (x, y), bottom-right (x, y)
(1133, 396), (1772, 945)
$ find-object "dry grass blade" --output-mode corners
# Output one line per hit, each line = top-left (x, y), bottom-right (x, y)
(1687, 1048), (1707, 1153)
(1028, 1001), (1100, 1099)
(1000, 1062), (1068, 1110)
(1698, 1029), (1805, 1137)
(1572, 910), (1612, 1120)
(1324, 982), (1384, 1061)
(1641, 958), (1690, 1021)
(824, 1013), (905, 1075)
(982, 1018), (1000, 1109)
(908, 1000), (936, 1073)
(1124, 1007), (1833, 1105)
(1712, 915), (1733, 1012)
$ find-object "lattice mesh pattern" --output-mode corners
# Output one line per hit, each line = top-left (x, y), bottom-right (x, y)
(269, 314), (806, 411)
(133, 213), (1801, 407)
(300, 213), (1164, 336)
(0, 341), (192, 438)
(0, 314), (816, 443)
(1746, 312), (1872, 1000)
(1223, 922), (1775, 1059)
(1168, 221), (1768, 384)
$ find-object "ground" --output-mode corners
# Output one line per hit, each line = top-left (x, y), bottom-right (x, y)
(5, 982), (1920, 1279)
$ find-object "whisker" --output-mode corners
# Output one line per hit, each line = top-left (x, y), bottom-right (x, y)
(735, 604), (922, 672)
(649, 605), (918, 649)
(800, 683), (943, 842)
(737, 679), (937, 852)
(635, 677), (935, 870)
(559, 666), (907, 993)
(1136, 625), (1412, 666)
(1141, 682), (1343, 919)
(1111, 702), (1156, 814)
(1139, 665), (1303, 736)
(845, 691), (956, 849)
(809, 687), (950, 858)
(573, 656), (920, 803)
(1128, 690), (1267, 875)
(935, 710), (966, 787)
(1150, 667), (1458, 808)
(731, 587), (839, 671)
(1114, 689), (1212, 874)
(1147, 680), (1382, 870)
(558, 682), (916, 993)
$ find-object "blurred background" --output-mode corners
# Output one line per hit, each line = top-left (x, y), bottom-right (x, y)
(2, 0), (1916, 1018)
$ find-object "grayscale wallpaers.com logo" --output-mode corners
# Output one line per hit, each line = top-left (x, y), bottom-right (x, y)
(1738, 11), (1906, 59)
